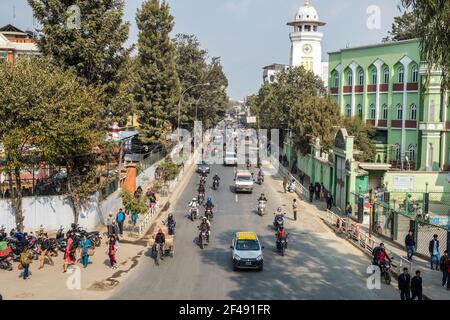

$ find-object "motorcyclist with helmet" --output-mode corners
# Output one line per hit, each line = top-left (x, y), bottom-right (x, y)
(372, 243), (392, 271)
(257, 168), (264, 184)
(275, 226), (288, 249)
(167, 213), (176, 235)
(205, 197), (214, 219)
(189, 197), (199, 219)
(257, 193), (267, 202)
(154, 228), (166, 259)
(198, 217), (211, 242)
(273, 207), (285, 228)
(212, 173), (220, 189)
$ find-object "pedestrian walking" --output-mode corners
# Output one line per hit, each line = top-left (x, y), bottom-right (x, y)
(398, 267), (411, 300)
(283, 176), (289, 193)
(63, 233), (76, 273)
(429, 234), (440, 270)
(107, 235), (118, 269)
(111, 220), (120, 241)
(320, 183), (325, 201)
(20, 248), (33, 280)
(345, 202), (352, 217)
(299, 172), (305, 186)
(116, 208), (126, 235)
(107, 213), (114, 237)
(79, 235), (92, 268)
(315, 183), (320, 200)
(326, 192), (333, 210)
(38, 233), (54, 269)
(410, 270), (423, 300)
(131, 211), (139, 227)
(308, 184), (314, 203)
(440, 250), (449, 289)
(292, 199), (298, 221)
(405, 230), (416, 261)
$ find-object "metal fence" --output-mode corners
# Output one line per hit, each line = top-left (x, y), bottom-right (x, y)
(416, 221), (448, 257)
(0, 176), (67, 198)
(137, 149), (166, 175)
(99, 177), (120, 201)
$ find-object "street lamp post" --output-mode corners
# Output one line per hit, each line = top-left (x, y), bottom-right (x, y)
(177, 82), (210, 142)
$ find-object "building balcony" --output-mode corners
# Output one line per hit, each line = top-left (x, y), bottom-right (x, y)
(407, 82), (419, 91)
(330, 87), (338, 95)
(391, 120), (417, 128)
(390, 160), (416, 170)
(366, 119), (375, 126)
(343, 85), (352, 93)
(393, 83), (404, 92)
(377, 120), (387, 127)
(379, 84), (388, 92)
(367, 84), (377, 92)
(355, 85), (364, 93)
(391, 120), (402, 128)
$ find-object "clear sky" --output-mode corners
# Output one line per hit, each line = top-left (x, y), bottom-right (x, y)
(0, 0), (402, 100)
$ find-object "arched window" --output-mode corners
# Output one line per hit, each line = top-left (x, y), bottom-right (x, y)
(397, 104), (403, 120)
(357, 104), (363, 118)
(398, 66), (404, 83)
(410, 104), (417, 120)
(370, 104), (376, 119)
(394, 144), (401, 161)
(412, 66), (418, 83)
(372, 70), (377, 84)
(358, 70), (364, 85)
(408, 144), (416, 162)
(334, 73), (339, 87)
(347, 70), (353, 86)
(382, 104), (388, 120)
(345, 104), (352, 117)
(384, 68), (390, 84)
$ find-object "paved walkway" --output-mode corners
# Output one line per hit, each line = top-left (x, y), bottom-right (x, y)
(277, 162), (450, 300)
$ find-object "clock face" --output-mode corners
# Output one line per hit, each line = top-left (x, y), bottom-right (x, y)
(303, 44), (312, 54)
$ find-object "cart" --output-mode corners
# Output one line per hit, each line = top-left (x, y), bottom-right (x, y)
(148, 224), (174, 265)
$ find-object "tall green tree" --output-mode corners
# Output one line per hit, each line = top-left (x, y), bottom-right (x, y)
(383, 8), (417, 42)
(28, 0), (131, 124)
(135, 0), (181, 145)
(0, 58), (105, 228)
(343, 117), (377, 162)
(402, 0), (450, 91)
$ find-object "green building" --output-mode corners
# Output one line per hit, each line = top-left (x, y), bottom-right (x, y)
(328, 39), (449, 172)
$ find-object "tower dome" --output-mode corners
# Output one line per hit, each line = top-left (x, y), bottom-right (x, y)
(288, 0), (326, 26)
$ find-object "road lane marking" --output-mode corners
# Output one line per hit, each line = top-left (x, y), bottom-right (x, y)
(235, 193), (238, 202)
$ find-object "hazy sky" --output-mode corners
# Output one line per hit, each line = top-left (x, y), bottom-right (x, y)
(0, 0), (402, 100)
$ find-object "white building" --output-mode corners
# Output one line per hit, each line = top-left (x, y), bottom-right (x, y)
(0, 24), (39, 62)
(287, 0), (328, 87)
(261, 1), (328, 88)
(263, 63), (290, 84)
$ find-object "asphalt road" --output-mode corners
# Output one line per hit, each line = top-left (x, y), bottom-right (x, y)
(111, 163), (399, 300)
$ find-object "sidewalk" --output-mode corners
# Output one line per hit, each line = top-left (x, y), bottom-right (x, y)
(0, 150), (199, 300)
(275, 161), (449, 300)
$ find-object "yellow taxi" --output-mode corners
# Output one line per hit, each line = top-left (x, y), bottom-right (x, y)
(230, 232), (264, 271)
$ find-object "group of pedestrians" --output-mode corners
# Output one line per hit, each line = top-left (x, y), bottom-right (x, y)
(398, 268), (423, 300)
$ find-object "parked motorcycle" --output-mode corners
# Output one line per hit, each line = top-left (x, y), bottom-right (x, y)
(0, 254), (13, 271)
(70, 224), (101, 248)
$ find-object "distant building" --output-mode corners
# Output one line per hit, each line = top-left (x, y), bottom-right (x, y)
(263, 63), (290, 84)
(0, 24), (39, 62)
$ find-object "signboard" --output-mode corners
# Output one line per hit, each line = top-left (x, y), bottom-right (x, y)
(429, 217), (450, 228)
(246, 116), (256, 124)
(392, 176), (414, 191)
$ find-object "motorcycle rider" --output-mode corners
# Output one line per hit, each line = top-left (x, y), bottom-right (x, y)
(189, 197), (199, 218)
(154, 228), (165, 260)
(167, 213), (176, 233)
(273, 207), (285, 227)
(372, 243), (392, 271)
(212, 173), (220, 188)
(275, 226), (288, 249)
(257, 193), (267, 202)
(257, 168), (264, 183)
(198, 217), (211, 242)
(205, 197), (214, 217)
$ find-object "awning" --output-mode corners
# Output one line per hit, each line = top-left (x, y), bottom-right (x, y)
(358, 162), (392, 171)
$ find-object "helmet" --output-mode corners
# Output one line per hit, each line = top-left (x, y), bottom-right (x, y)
(168, 213), (173, 218)
(207, 197), (212, 201)
(261, 193), (265, 196)
(277, 207), (282, 212)
(192, 197), (197, 201)
(202, 217), (207, 221)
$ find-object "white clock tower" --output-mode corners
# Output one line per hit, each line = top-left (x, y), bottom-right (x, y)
(287, 0), (326, 79)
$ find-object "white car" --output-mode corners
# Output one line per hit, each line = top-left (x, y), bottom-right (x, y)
(234, 170), (253, 193)
(224, 152), (238, 166)
(231, 232), (263, 271)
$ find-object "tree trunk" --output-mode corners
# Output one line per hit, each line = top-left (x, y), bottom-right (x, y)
(67, 173), (80, 225)
(12, 168), (24, 231)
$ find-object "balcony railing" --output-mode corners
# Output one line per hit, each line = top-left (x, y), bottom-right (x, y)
(391, 120), (417, 128)
(378, 120), (387, 127)
(366, 119), (375, 126)
(391, 120), (402, 128)
(343, 85), (352, 93)
(407, 82), (419, 91)
(393, 83), (404, 92)
(379, 84), (388, 92)
(355, 85), (364, 93)
(390, 160), (416, 170)
(367, 84), (377, 92)
(330, 87), (338, 95)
